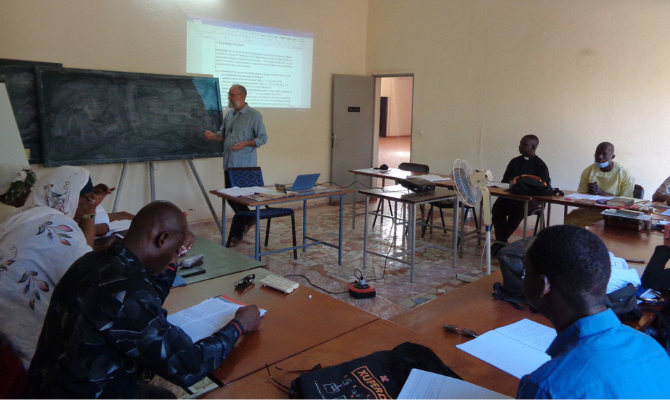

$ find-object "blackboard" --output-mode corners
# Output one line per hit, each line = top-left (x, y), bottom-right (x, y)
(0, 59), (62, 164)
(36, 67), (223, 167)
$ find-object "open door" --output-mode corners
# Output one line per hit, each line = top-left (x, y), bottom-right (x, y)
(331, 74), (375, 203)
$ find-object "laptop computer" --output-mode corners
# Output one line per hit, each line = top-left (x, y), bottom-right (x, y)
(281, 173), (320, 192)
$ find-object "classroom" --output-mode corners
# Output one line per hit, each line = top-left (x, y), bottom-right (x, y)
(2, 0), (670, 398)
(1, 0), (669, 220)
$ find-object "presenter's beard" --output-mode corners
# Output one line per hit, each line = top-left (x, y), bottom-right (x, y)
(228, 100), (235, 108)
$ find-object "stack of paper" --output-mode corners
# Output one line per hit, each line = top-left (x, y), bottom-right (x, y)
(456, 319), (556, 379)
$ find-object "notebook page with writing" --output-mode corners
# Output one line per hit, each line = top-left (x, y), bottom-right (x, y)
(456, 319), (556, 379)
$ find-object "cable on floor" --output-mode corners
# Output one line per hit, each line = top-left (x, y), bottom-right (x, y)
(284, 274), (349, 295)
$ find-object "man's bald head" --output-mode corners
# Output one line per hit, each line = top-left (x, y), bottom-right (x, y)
(124, 201), (187, 276)
(596, 142), (614, 153)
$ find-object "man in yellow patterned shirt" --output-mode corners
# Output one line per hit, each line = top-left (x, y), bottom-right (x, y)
(565, 142), (635, 227)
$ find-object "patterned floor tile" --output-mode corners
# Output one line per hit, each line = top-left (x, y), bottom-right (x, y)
(189, 202), (536, 319)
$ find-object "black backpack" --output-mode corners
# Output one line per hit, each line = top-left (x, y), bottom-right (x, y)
(510, 175), (563, 196)
(289, 342), (460, 399)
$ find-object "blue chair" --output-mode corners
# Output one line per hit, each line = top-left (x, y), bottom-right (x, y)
(227, 167), (297, 259)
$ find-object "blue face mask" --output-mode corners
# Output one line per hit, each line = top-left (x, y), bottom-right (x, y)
(595, 160), (611, 168)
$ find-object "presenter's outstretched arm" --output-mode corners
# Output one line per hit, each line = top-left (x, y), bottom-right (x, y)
(204, 130), (223, 141)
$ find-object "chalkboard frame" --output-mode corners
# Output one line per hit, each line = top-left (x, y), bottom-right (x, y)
(0, 59), (63, 164)
(36, 67), (224, 167)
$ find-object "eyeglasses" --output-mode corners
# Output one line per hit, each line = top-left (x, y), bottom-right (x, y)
(234, 274), (255, 289)
(228, 92), (242, 97)
(265, 363), (321, 392)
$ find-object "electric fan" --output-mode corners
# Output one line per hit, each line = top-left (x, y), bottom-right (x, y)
(452, 159), (494, 275)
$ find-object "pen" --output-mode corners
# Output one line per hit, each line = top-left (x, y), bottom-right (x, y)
(443, 324), (478, 338)
(623, 258), (646, 264)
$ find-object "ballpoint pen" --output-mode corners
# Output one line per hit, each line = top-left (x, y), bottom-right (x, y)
(443, 324), (479, 338)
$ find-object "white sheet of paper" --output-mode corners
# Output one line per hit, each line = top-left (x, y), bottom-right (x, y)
(456, 319), (555, 379)
(107, 219), (132, 233)
(398, 369), (510, 399)
(419, 174), (451, 182)
(487, 182), (509, 189)
(168, 297), (266, 343)
(661, 209), (670, 217)
(564, 193), (615, 201)
(216, 186), (264, 196)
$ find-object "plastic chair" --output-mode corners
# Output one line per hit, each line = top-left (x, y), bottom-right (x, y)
(634, 184), (644, 199)
(372, 162), (430, 228)
(227, 167), (297, 259)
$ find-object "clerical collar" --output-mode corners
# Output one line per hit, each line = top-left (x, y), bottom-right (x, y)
(524, 156), (530, 160)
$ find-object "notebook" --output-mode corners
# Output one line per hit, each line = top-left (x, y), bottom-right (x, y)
(283, 173), (320, 192)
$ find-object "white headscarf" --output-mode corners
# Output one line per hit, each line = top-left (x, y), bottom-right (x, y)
(0, 166), (90, 240)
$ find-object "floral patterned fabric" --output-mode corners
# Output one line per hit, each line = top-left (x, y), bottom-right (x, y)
(0, 166), (92, 369)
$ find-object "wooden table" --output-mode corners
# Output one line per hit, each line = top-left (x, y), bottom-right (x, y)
(588, 220), (664, 265)
(210, 186), (353, 263)
(206, 318), (524, 399)
(358, 186), (459, 282)
(163, 268), (379, 386)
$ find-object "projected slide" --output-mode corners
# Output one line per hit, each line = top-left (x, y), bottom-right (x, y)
(187, 17), (313, 109)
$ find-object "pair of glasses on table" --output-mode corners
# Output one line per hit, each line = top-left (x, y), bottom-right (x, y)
(234, 274), (255, 289)
(265, 363), (322, 392)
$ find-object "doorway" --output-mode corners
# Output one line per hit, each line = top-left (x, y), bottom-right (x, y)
(376, 76), (413, 169)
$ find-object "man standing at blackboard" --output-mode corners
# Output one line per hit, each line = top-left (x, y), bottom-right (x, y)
(204, 84), (268, 248)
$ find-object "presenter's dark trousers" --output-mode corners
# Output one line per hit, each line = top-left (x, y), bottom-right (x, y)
(225, 171), (255, 242)
(491, 198), (540, 243)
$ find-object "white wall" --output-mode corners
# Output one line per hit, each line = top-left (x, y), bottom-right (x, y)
(368, 0), (670, 199)
(380, 77), (413, 137)
(0, 0), (369, 221)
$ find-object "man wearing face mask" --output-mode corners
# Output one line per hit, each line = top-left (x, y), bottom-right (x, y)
(565, 142), (635, 227)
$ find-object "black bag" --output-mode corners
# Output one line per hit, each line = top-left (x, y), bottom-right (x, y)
(605, 283), (642, 321)
(289, 342), (461, 399)
(510, 175), (562, 196)
(641, 304), (670, 357)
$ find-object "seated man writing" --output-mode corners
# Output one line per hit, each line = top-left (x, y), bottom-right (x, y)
(517, 225), (670, 398)
(491, 135), (550, 255)
(564, 141), (635, 227)
(26, 201), (261, 399)
(652, 175), (670, 205)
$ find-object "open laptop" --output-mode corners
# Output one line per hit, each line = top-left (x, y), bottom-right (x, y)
(280, 173), (320, 192)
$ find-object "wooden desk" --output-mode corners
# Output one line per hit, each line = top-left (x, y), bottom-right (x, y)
(210, 186), (352, 264)
(588, 220), (664, 265)
(163, 268), (379, 385)
(358, 186), (459, 281)
(207, 318), (524, 399)
(391, 271), (550, 342)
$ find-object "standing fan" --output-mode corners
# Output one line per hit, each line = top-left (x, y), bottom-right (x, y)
(452, 159), (493, 275)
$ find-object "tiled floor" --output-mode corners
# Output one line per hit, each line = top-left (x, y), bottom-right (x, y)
(189, 201), (523, 320)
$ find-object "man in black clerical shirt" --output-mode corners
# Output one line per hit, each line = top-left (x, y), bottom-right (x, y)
(26, 201), (261, 399)
(491, 135), (550, 255)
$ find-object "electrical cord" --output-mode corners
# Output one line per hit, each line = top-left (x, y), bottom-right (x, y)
(284, 274), (349, 295)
